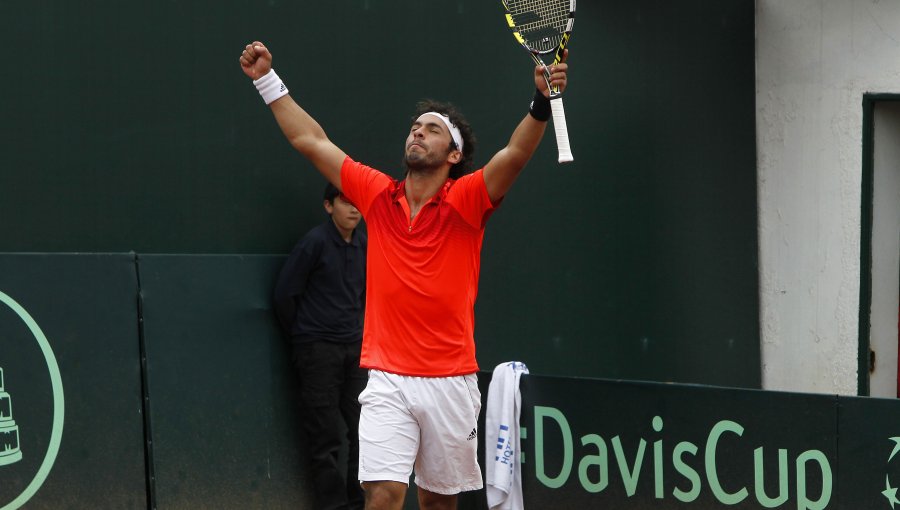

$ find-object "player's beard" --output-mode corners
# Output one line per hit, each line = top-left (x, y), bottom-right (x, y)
(404, 142), (450, 175)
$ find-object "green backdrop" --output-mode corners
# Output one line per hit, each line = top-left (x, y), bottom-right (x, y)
(1, 0), (758, 385)
(0, 253), (894, 509)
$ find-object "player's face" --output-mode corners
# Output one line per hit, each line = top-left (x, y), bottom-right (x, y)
(405, 114), (455, 170)
(325, 194), (361, 238)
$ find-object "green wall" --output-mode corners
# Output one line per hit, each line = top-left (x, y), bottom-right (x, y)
(2, 0), (759, 386)
(0, 254), (895, 509)
(0, 254), (146, 509)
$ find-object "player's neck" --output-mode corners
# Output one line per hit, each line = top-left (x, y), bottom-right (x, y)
(405, 167), (449, 218)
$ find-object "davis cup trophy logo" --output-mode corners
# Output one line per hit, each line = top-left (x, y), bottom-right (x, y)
(0, 367), (22, 466)
(0, 290), (64, 510)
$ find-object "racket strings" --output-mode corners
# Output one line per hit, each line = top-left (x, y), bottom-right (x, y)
(506, 0), (569, 51)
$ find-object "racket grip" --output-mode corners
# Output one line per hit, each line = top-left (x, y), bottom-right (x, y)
(550, 96), (574, 163)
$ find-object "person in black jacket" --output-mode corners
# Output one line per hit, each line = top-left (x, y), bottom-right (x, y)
(274, 182), (367, 510)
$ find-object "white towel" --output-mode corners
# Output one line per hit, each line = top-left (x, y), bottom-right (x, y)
(485, 361), (529, 510)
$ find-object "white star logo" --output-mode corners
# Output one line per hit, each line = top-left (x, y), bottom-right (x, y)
(884, 438), (900, 508)
(885, 475), (900, 509)
(891, 438), (900, 463)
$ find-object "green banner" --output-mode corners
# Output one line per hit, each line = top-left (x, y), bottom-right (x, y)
(137, 254), (311, 509)
(5, 253), (896, 510)
(514, 374), (900, 509)
(0, 253), (145, 510)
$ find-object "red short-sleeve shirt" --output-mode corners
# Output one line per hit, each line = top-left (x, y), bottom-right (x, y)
(340, 156), (498, 376)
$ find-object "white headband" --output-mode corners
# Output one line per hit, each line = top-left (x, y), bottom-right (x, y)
(419, 111), (464, 154)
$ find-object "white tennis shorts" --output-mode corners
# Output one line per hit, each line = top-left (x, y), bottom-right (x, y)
(358, 370), (484, 495)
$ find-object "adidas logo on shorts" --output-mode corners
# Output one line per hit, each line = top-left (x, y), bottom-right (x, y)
(467, 428), (477, 441)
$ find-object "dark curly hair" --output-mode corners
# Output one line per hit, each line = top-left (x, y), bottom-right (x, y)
(322, 182), (340, 203)
(408, 99), (477, 179)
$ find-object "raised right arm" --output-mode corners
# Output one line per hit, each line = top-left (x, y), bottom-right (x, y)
(240, 41), (346, 189)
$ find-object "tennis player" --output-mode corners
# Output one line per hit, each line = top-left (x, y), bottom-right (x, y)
(240, 40), (569, 510)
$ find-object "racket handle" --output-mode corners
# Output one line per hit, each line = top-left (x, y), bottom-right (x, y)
(550, 96), (574, 163)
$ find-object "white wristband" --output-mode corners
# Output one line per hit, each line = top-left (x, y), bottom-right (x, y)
(253, 68), (289, 105)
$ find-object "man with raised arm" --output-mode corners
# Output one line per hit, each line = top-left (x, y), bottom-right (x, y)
(240, 40), (569, 510)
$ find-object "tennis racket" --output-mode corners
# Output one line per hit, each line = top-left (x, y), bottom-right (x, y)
(502, 0), (575, 163)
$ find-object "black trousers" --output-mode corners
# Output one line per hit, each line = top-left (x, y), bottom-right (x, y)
(292, 340), (368, 510)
